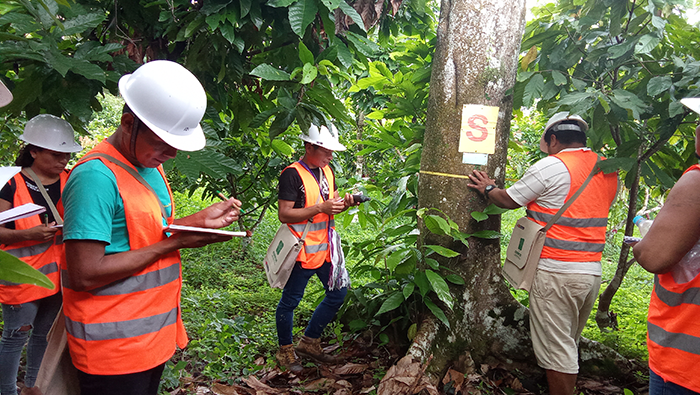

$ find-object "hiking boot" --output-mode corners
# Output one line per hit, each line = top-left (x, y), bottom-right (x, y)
(295, 335), (341, 364)
(276, 344), (303, 373)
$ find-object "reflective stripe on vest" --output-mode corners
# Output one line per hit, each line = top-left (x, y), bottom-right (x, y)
(63, 140), (186, 375)
(526, 150), (617, 262)
(285, 162), (335, 270)
(65, 307), (178, 341)
(647, 165), (700, 393)
(61, 262), (180, 296)
(0, 172), (65, 303)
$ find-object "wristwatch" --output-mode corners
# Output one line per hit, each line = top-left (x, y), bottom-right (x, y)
(484, 184), (497, 199)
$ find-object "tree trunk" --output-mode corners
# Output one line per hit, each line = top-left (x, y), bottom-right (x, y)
(396, 0), (638, 386)
(596, 161), (640, 330)
(415, 0), (531, 378)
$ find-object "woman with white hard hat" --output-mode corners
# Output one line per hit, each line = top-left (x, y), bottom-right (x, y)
(0, 114), (82, 395)
(633, 98), (700, 395)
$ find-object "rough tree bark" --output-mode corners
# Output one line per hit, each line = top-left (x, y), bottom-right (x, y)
(395, 0), (637, 385)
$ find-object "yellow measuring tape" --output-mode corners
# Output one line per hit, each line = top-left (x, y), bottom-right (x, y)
(419, 170), (472, 180)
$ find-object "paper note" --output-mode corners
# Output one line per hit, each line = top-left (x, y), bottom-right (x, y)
(459, 105), (499, 154)
(164, 224), (247, 237)
(0, 203), (46, 225)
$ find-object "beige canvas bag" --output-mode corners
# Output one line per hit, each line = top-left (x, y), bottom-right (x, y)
(503, 157), (601, 291)
(263, 195), (320, 289)
(35, 307), (80, 395)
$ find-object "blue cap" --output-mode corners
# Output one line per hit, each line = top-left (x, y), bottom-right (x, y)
(633, 215), (644, 225)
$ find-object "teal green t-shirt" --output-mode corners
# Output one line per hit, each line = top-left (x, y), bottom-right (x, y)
(62, 160), (172, 255)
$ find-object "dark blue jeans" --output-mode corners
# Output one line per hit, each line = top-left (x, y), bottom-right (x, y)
(650, 369), (700, 395)
(276, 261), (347, 346)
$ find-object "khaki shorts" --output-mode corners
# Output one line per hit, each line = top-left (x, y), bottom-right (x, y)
(529, 269), (602, 374)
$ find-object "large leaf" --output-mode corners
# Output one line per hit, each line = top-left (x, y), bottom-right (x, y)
(424, 297), (449, 328)
(647, 76), (673, 97)
(288, 0), (318, 37)
(337, 1), (365, 31)
(426, 269), (453, 309)
(375, 291), (405, 315)
(424, 245), (459, 258)
(423, 214), (451, 236)
(250, 64), (291, 81)
(0, 250), (54, 289)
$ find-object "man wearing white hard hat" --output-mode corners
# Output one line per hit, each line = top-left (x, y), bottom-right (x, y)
(61, 60), (242, 395)
(634, 98), (700, 395)
(467, 112), (618, 395)
(274, 123), (358, 373)
(0, 114), (81, 395)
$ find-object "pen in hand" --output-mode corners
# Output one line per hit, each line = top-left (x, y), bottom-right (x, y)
(43, 213), (48, 227)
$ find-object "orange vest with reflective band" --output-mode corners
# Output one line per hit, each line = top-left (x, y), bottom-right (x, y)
(286, 162), (335, 270)
(0, 172), (65, 304)
(526, 150), (617, 262)
(63, 140), (187, 375)
(647, 164), (700, 392)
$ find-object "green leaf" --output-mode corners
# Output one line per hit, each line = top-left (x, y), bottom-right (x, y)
(271, 139), (294, 157)
(482, 204), (508, 215)
(523, 73), (544, 107)
(424, 245), (460, 258)
(289, 0), (318, 37)
(423, 214), (451, 236)
(647, 76), (673, 97)
(402, 282), (415, 299)
(269, 109), (296, 139)
(0, 250), (54, 290)
(267, 0), (297, 7)
(298, 42), (314, 64)
(471, 211), (488, 222)
(61, 12), (105, 35)
(250, 64), (291, 81)
(445, 274), (465, 285)
(424, 298), (450, 328)
(338, 1), (365, 31)
(551, 70), (567, 86)
(249, 108), (280, 129)
(426, 269), (453, 309)
(375, 292), (405, 315)
(219, 22), (236, 44)
(407, 323), (417, 340)
(635, 34), (660, 55)
(425, 258), (439, 270)
(300, 63), (318, 84)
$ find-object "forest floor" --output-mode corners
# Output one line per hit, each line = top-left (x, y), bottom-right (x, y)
(166, 334), (649, 395)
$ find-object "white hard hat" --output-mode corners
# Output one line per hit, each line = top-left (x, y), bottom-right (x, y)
(0, 80), (12, 108)
(20, 114), (82, 153)
(681, 98), (700, 114)
(539, 111), (588, 152)
(301, 124), (346, 151)
(119, 60), (207, 152)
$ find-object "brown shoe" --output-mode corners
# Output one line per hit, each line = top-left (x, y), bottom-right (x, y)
(295, 335), (341, 364)
(276, 344), (303, 373)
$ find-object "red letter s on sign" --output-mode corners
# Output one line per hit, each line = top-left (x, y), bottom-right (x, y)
(466, 114), (489, 142)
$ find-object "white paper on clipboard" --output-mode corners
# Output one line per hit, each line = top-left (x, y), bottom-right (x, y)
(164, 224), (247, 237)
(0, 203), (46, 225)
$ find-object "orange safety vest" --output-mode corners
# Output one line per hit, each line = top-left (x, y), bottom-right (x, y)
(526, 150), (617, 262)
(647, 164), (700, 392)
(0, 172), (65, 304)
(286, 162), (335, 270)
(62, 140), (187, 375)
